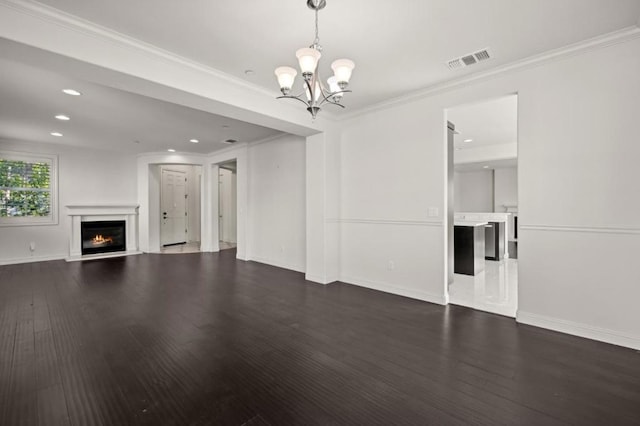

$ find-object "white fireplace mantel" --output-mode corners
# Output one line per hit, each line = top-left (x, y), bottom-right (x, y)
(66, 204), (141, 261)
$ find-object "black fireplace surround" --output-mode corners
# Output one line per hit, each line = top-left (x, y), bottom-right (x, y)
(81, 220), (126, 255)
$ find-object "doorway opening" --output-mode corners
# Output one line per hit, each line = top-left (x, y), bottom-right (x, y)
(157, 164), (202, 254)
(445, 94), (518, 317)
(218, 160), (237, 251)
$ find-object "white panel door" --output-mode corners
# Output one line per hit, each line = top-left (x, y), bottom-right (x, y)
(161, 169), (187, 246)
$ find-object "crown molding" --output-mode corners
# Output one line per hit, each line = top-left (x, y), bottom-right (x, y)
(207, 141), (249, 159)
(341, 25), (640, 121)
(247, 132), (291, 148)
(3, 1), (639, 125)
(0, 0), (280, 99)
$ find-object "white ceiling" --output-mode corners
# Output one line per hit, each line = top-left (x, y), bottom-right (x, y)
(0, 55), (283, 154)
(32, 0), (640, 111)
(454, 158), (517, 172)
(1, 1), (639, 154)
(449, 94), (518, 171)
(449, 95), (517, 148)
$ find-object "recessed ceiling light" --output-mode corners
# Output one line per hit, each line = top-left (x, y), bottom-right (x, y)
(62, 89), (82, 96)
(222, 125), (230, 129)
(463, 139), (473, 143)
(244, 69), (255, 76)
(483, 165), (489, 169)
(189, 139), (199, 143)
(55, 115), (70, 121)
(167, 149), (176, 152)
(50, 132), (63, 137)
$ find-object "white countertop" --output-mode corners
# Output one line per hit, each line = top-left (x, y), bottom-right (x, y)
(455, 212), (511, 222)
(454, 220), (488, 227)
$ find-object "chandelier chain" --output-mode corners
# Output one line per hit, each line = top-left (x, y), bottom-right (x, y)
(314, 8), (320, 48)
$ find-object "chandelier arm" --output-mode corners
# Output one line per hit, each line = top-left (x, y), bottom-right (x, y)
(319, 94), (346, 108)
(325, 100), (346, 109)
(276, 95), (312, 108)
(303, 76), (318, 108)
(317, 87), (352, 106)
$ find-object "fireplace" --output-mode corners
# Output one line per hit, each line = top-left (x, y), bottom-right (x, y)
(81, 220), (126, 255)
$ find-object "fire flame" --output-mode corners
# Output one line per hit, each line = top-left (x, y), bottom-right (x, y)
(91, 234), (114, 245)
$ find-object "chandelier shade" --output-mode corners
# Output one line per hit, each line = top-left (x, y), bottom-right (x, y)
(274, 0), (355, 119)
(331, 59), (355, 87)
(296, 48), (322, 77)
(274, 67), (298, 94)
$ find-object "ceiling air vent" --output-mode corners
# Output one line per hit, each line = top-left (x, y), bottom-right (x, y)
(461, 55), (477, 66)
(447, 58), (464, 70)
(474, 49), (491, 62)
(446, 48), (492, 70)
(222, 139), (238, 144)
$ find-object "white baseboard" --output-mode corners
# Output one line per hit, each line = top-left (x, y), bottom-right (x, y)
(517, 311), (640, 350)
(305, 274), (333, 285)
(0, 253), (66, 265)
(340, 275), (447, 305)
(66, 250), (142, 262)
(249, 255), (305, 274)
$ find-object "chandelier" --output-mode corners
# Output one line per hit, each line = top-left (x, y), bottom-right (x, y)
(274, 0), (355, 119)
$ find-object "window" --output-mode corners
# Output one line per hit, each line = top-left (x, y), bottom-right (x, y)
(0, 151), (58, 226)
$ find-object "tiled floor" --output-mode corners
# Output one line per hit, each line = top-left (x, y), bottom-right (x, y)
(448, 258), (518, 317)
(160, 242), (201, 254)
(160, 242), (237, 254)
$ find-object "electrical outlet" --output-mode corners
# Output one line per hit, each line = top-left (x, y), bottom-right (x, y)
(428, 207), (439, 217)
(29, 242), (36, 252)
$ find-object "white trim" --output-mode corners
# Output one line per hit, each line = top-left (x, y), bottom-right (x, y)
(0, 253), (65, 266)
(304, 274), (332, 285)
(517, 311), (640, 350)
(66, 250), (142, 262)
(208, 143), (249, 161)
(340, 275), (447, 305)
(342, 25), (640, 120)
(247, 133), (291, 148)
(249, 255), (305, 274)
(66, 204), (139, 216)
(519, 224), (640, 235)
(327, 218), (443, 227)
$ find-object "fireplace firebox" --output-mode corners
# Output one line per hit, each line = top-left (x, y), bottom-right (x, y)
(81, 220), (126, 255)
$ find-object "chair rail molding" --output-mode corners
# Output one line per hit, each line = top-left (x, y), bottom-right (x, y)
(519, 224), (640, 235)
(327, 218), (443, 227)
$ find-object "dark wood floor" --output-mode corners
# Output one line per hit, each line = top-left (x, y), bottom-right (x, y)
(1, 251), (639, 425)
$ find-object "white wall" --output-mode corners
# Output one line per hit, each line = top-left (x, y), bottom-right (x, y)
(494, 167), (518, 212)
(248, 135), (306, 273)
(338, 36), (640, 349)
(454, 170), (494, 212)
(218, 167), (237, 243)
(0, 139), (137, 264)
